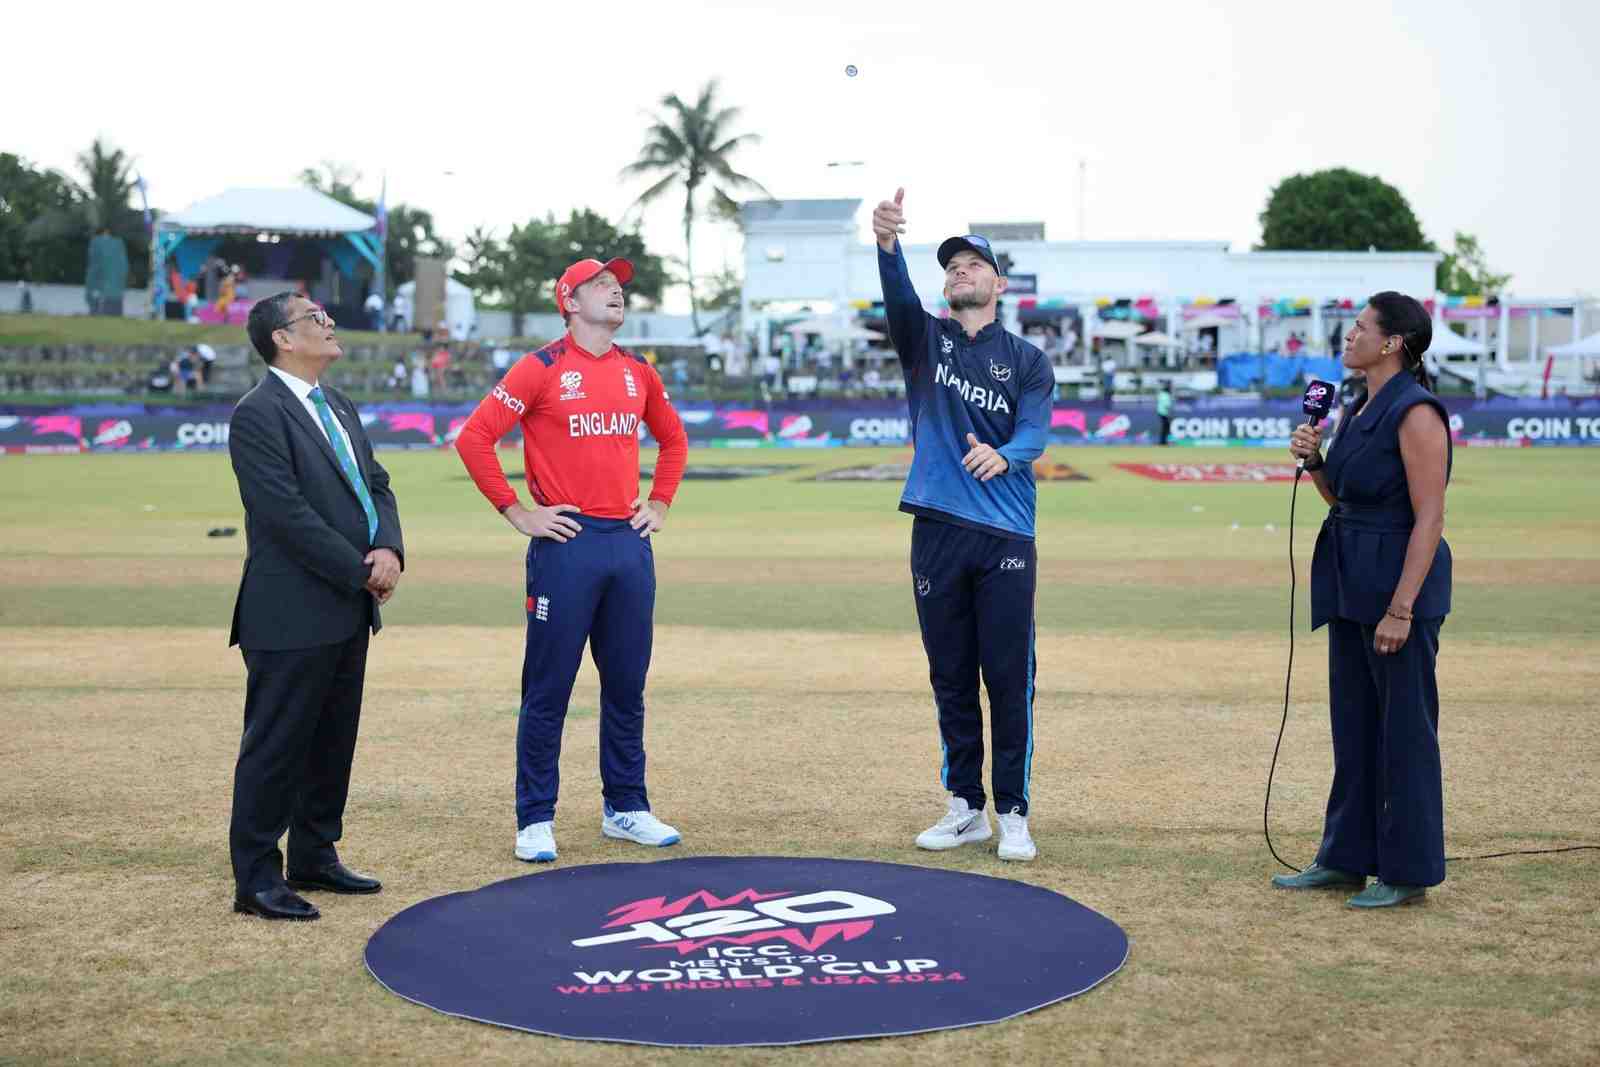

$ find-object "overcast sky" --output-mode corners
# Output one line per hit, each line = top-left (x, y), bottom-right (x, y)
(11, 0), (1596, 308)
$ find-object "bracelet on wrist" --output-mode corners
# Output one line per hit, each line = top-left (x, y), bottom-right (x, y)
(1302, 450), (1324, 472)
(1385, 606), (1413, 622)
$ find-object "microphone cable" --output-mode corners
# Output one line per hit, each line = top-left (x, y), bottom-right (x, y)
(1266, 470), (1598, 872)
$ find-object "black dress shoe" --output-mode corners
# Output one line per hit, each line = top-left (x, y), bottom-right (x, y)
(234, 885), (320, 921)
(286, 861), (382, 895)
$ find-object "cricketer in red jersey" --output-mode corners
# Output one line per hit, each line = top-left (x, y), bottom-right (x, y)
(455, 257), (689, 863)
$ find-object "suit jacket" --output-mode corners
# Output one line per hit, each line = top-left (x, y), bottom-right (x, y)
(1309, 372), (1452, 629)
(228, 371), (404, 650)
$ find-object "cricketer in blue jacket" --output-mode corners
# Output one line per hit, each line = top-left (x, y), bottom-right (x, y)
(872, 188), (1054, 862)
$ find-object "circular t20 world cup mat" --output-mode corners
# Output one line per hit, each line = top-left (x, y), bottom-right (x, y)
(364, 856), (1128, 1047)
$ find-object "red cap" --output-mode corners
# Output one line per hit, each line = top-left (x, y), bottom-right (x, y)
(556, 257), (634, 315)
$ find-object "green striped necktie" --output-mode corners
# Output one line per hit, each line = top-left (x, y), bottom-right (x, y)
(309, 386), (379, 542)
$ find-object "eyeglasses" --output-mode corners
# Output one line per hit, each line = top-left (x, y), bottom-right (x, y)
(280, 307), (333, 331)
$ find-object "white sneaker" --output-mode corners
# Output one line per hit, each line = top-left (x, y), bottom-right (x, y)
(515, 820), (558, 863)
(602, 804), (681, 847)
(997, 808), (1037, 862)
(916, 796), (993, 850)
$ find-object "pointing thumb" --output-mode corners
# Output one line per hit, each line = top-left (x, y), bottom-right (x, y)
(966, 432), (979, 448)
(894, 187), (905, 206)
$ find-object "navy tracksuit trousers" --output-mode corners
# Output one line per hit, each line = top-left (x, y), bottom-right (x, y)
(517, 515), (655, 828)
(910, 516), (1037, 816)
(1315, 616), (1446, 887)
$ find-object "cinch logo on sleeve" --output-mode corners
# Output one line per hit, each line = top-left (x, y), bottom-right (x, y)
(492, 384), (527, 415)
(934, 362), (1011, 415)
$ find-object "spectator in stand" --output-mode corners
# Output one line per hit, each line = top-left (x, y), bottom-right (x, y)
(196, 344), (218, 388)
(391, 290), (412, 333)
(172, 347), (198, 395)
(492, 342), (514, 376)
(388, 359), (408, 392)
(215, 269), (238, 321)
(1287, 331), (1305, 357)
(364, 290), (385, 332)
(1100, 353), (1117, 407)
(429, 342), (452, 393)
(1156, 380), (1174, 445)
(410, 355), (430, 399)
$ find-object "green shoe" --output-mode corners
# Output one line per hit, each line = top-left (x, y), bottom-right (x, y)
(1348, 880), (1426, 909)
(1271, 863), (1366, 890)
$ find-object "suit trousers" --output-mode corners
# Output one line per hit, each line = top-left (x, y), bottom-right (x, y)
(229, 629), (370, 894)
(1314, 616), (1446, 887)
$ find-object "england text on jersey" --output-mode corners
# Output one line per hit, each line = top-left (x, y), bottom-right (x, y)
(569, 411), (640, 438)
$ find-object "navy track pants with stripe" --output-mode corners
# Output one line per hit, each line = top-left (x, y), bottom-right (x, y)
(517, 515), (655, 828)
(910, 516), (1037, 817)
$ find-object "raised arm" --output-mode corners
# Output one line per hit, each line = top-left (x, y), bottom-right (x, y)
(873, 187), (928, 363)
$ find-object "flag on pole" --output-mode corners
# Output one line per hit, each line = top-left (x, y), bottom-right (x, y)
(376, 174), (388, 239)
(134, 173), (152, 234)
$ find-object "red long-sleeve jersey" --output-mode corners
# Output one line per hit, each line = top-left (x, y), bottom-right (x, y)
(455, 335), (687, 517)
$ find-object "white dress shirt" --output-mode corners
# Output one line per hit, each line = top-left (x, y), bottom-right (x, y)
(269, 366), (359, 462)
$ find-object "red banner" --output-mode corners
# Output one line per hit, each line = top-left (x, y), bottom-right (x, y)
(1116, 462), (1299, 482)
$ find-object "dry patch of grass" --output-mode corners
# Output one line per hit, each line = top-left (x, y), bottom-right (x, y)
(5, 554), (1597, 592)
(2, 626), (1596, 1064)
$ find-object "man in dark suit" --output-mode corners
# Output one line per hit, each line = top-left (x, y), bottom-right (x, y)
(228, 291), (405, 921)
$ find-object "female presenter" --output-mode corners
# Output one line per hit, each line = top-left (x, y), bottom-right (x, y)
(1276, 291), (1452, 909)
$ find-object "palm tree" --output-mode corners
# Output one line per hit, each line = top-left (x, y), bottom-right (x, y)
(620, 79), (771, 335)
(74, 137), (139, 232)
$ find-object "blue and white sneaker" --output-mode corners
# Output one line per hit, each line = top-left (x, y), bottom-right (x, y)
(602, 803), (681, 847)
(515, 820), (557, 862)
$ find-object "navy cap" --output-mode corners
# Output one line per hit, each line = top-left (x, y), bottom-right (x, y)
(937, 234), (1000, 273)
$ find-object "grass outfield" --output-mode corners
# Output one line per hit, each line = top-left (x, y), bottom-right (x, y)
(1, 446), (1596, 1063)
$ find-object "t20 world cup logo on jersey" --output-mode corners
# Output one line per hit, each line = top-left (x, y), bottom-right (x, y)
(559, 370), (586, 401)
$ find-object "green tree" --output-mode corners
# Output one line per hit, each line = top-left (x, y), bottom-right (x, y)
(73, 138), (151, 287)
(298, 163), (450, 292)
(492, 216), (566, 338)
(557, 208), (668, 308)
(698, 265), (743, 312)
(74, 138), (139, 232)
(620, 78), (771, 335)
(459, 210), (671, 338)
(1258, 168), (1430, 252)
(0, 153), (82, 283)
(1436, 231), (1511, 297)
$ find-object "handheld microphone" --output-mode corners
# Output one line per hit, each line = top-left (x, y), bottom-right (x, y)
(1294, 378), (1335, 476)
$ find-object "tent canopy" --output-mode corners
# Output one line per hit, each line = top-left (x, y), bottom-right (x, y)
(1183, 313), (1240, 331)
(1133, 331), (1180, 346)
(160, 187), (376, 235)
(1427, 327), (1489, 356)
(152, 187), (382, 296)
(1547, 331), (1600, 357)
(785, 316), (882, 341)
(1092, 320), (1146, 339)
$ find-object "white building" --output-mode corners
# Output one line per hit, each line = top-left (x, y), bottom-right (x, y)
(739, 199), (1446, 368)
